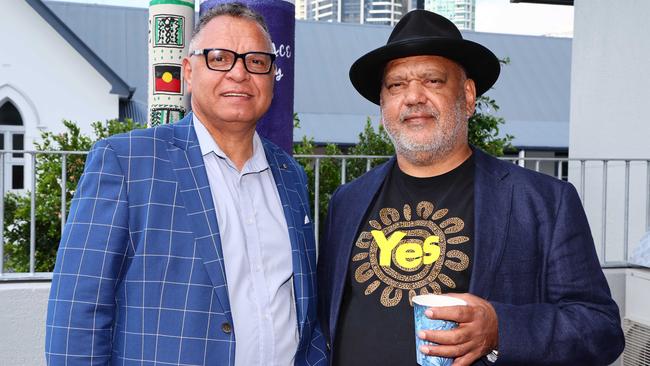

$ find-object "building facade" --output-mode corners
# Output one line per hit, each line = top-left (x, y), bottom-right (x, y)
(299, 0), (474, 31)
(296, 0), (307, 20)
(304, 0), (410, 25)
(424, 0), (475, 30)
(0, 0), (131, 193)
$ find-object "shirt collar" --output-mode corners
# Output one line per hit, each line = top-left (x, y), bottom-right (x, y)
(193, 114), (269, 174)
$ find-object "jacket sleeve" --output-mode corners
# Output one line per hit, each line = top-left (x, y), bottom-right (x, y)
(491, 183), (624, 365)
(45, 139), (130, 365)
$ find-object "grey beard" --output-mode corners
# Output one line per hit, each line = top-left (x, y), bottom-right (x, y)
(382, 99), (467, 166)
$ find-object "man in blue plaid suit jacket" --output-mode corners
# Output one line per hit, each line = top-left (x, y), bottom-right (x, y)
(45, 4), (327, 366)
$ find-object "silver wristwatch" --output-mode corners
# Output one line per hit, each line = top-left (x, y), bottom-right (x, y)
(486, 349), (499, 363)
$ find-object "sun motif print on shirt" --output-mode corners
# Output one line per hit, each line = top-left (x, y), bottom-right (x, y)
(352, 200), (470, 307)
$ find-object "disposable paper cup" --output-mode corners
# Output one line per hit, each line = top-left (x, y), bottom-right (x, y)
(413, 294), (467, 366)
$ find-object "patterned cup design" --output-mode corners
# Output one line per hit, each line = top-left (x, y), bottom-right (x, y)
(413, 294), (467, 366)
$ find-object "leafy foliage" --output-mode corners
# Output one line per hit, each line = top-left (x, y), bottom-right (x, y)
(294, 116), (393, 232)
(2, 119), (144, 272)
(469, 95), (514, 156)
(469, 56), (514, 156)
(293, 115), (342, 230)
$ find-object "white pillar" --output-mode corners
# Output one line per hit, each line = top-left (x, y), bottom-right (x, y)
(147, 0), (195, 126)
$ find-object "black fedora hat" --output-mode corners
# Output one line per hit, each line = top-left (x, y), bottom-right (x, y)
(349, 10), (500, 105)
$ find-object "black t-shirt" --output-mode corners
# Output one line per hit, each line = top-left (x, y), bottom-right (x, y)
(333, 155), (475, 366)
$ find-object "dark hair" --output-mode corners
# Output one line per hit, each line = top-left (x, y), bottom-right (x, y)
(190, 2), (272, 49)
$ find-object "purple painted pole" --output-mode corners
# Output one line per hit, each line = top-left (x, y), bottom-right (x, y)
(200, 0), (295, 154)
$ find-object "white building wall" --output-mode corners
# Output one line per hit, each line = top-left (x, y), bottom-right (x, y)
(569, 0), (650, 264)
(0, 0), (120, 143)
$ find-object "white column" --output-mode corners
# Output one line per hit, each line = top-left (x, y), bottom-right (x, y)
(148, 0), (195, 126)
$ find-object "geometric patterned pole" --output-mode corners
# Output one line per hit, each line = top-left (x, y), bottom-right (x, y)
(148, 0), (195, 126)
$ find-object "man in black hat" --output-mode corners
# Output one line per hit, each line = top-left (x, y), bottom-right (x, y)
(317, 9), (624, 366)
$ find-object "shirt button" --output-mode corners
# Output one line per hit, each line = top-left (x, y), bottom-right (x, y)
(221, 322), (232, 334)
(264, 313), (270, 320)
(247, 217), (254, 225)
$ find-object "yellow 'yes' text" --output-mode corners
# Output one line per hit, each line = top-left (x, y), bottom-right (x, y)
(371, 230), (441, 269)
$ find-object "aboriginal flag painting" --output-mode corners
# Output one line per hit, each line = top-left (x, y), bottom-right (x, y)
(154, 65), (182, 94)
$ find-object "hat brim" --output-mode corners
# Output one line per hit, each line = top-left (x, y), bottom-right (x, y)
(349, 37), (501, 105)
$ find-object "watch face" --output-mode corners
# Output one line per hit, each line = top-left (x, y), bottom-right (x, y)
(487, 350), (499, 363)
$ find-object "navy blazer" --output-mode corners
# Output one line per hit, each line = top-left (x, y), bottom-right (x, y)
(46, 114), (328, 365)
(318, 148), (624, 365)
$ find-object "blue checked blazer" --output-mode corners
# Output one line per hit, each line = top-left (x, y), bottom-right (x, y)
(45, 114), (328, 366)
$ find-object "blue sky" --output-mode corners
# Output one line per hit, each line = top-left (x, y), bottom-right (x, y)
(45, 0), (574, 37)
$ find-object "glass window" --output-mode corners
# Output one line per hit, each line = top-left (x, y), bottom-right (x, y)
(0, 102), (22, 125)
(12, 133), (23, 158)
(0, 133), (4, 150)
(12, 165), (24, 189)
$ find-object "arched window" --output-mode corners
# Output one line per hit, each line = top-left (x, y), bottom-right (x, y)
(0, 100), (25, 190)
(0, 102), (23, 125)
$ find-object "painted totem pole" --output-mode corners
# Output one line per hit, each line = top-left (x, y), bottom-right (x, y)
(148, 0), (195, 126)
(200, 0), (296, 153)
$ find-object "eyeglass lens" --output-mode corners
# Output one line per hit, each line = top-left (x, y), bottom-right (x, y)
(206, 49), (273, 74)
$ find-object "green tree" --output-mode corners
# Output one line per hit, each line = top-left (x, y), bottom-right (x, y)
(471, 57), (514, 156)
(469, 95), (513, 156)
(293, 114), (343, 229)
(2, 119), (144, 272)
(294, 116), (394, 232)
(345, 118), (394, 181)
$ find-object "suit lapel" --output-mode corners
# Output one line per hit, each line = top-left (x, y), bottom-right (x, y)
(263, 141), (310, 337)
(336, 158), (396, 272)
(166, 115), (232, 318)
(470, 149), (513, 299)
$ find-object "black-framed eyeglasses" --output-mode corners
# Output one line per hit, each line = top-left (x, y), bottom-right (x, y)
(190, 48), (276, 75)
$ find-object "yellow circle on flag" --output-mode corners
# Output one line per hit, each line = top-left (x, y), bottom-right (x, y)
(162, 72), (173, 83)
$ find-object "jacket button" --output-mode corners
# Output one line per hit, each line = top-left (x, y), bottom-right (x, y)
(326, 341), (331, 351)
(221, 322), (232, 334)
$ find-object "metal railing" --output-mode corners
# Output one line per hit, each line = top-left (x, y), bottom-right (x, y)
(1, 150), (648, 280)
(0, 150), (87, 281)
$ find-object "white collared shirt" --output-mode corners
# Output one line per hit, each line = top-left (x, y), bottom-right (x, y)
(193, 115), (298, 366)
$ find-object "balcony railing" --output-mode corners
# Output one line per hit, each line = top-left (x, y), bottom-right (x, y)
(1, 150), (648, 281)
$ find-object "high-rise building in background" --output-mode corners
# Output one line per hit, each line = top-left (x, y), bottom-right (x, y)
(297, 0), (473, 29)
(301, 0), (411, 26)
(295, 0), (307, 19)
(424, 0), (475, 30)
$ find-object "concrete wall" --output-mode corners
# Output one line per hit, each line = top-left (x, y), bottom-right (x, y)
(603, 268), (626, 366)
(569, 0), (650, 263)
(0, 282), (50, 366)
